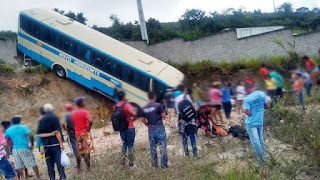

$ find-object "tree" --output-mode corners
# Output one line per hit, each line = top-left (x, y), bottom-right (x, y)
(277, 2), (293, 14)
(296, 7), (309, 13)
(110, 14), (121, 26)
(180, 9), (206, 21)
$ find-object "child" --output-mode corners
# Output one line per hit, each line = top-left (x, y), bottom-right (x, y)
(236, 80), (246, 114)
(294, 73), (305, 110)
(221, 82), (232, 119)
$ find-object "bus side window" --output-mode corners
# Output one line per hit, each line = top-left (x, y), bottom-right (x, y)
(69, 40), (77, 56)
(31, 22), (40, 39)
(105, 58), (111, 73)
(127, 70), (134, 84)
(111, 61), (118, 75)
(92, 51), (105, 70)
(153, 80), (166, 102)
(140, 75), (150, 91)
(84, 49), (92, 64)
(20, 15), (32, 34)
(75, 43), (86, 60)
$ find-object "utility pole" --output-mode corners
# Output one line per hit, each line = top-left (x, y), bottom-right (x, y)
(273, 0), (277, 12)
(136, 0), (149, 44)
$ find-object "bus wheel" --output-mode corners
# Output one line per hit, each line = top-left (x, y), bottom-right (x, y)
(54, 65), (66, 78)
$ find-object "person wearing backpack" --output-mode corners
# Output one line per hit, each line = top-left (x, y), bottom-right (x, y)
(114, 91), (137, 167)
(141, 91), (168, 168)
(175, 85), (198, 158)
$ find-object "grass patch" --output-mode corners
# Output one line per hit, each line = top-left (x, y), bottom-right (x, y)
(168, 56), (295, 80)
(24, 64), (50, 74)
(0, 62), (15, 74)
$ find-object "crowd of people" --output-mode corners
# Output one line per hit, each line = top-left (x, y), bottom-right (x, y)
(0, 56), (318, 179)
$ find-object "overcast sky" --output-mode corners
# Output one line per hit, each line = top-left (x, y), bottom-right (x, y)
(1, 0), (319, 31)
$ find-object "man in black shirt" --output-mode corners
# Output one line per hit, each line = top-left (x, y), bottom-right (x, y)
(141, 91), (168, 168)
(37, 104), (66, 180)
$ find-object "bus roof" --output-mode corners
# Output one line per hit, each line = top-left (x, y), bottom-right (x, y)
(20, 8), (184, 87)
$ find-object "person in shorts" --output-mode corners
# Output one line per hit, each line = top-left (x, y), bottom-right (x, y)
(141, 91), (168, 168)
(72, 97), (94, 173)
(0, 132), (17, 180)
(209, 82), (225, 125)
(4, 116), (41, 180)
(62, 103), (81, 173)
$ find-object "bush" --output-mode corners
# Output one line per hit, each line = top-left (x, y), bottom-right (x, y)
(0, 62), (15, 74)
(24, 64), (50, 74)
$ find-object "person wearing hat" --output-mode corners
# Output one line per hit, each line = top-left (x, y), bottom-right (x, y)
(62, 104), (81, 173)
(163, 88), (177, 129)
(37, 104), (66, 180)
(293, 73), (305, 110)
(71, 97), (94, 173)
(4, 116), (41, 179)
(209, 82), (225, 125)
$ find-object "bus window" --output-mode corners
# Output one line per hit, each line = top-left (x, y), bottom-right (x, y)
(92, 52), (106, 70)
(84, 49), (92, 64)
(111, 61), (118, 75)
(20, 15), (32, 34)
(153, 80), (166, 102)
(69, 40), (77, 56)
(75, 43), (86, 60)
(140, 75), (150, 91)
(105, 58), (111, 73)
(31, 22), (40, 38)
(127, 70), (134, 84)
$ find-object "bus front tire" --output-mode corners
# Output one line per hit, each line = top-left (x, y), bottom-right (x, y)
(54, 65), (66, 79)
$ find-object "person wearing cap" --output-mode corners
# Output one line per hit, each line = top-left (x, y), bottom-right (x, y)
(163, 88), (177, 129)
(37, 104), (66, 180)
(209, 82), (225, 125)
(115, 92), (137, 166)
(293, 73), (305, 110)
(71, 97), (94, 173)
(4, 116), (41, 179)
(62, 104), (81, 173)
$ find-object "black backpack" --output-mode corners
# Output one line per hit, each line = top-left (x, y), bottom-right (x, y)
(178, 95), (195, 122)
(111, 103), (128, 131)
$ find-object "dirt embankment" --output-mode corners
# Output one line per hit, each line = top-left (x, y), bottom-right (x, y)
(0, 72), (114, 131)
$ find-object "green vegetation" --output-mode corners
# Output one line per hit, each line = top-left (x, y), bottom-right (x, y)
(168, 56), (296, 80)
(0, 31), (17, 39)
(0, 62), (15, 74)
(89, 3), (320, 43)
(24, 64), (50, 74)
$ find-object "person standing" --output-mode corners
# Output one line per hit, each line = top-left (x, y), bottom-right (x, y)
(72, 97), (94, 173)
(163, 88), (177, 129)
(260, 64), (269, 79)
(243, 83), (270, 168)
(302, 69), (313, 97)
(221, 82), (232, 119)
(37, 104), (66, 180)
(61, 103), (81, 173)
(236, 80), (246, 114)
(4, 116), (41, 180)
(303, 56), (318, 89)
(0, 132), (17, 180)
(264, 75), (277, 100)
(141, 91), (168, 168)
(209, 82), (225, 125)
(293, 73), (305, 110)
(115, 92), (137, 167)
(175, 85), (198, 158)
(269, 71), (284, 97)
(192, 83), (202, 107)
(174, 84), (184, 98)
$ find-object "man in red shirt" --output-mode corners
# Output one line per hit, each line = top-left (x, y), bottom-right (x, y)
(260, 64), (269, 79)
(72, 97), (94, 173)
(115, 91), (137, 167)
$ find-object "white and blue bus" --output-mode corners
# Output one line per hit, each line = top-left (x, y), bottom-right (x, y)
(18, 8), (184, 106)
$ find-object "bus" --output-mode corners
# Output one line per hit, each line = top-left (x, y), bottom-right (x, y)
(17, 8), (184, 106)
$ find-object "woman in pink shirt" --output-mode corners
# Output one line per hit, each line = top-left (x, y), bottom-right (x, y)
(209, 82), (225, 125)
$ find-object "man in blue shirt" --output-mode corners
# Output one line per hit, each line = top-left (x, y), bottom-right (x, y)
(4, 116), (41, 179)
(269, 71), (283, 97)
(142, 91), (168, 168)
(221, 82), (232, 119)
(243, 83), (270, 167)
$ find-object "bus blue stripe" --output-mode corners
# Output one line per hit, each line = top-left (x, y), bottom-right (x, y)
(19, 14), (170, 88)
(18, 43), (149, 103)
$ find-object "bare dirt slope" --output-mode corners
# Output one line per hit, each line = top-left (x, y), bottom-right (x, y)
(0, 72), (114, 131)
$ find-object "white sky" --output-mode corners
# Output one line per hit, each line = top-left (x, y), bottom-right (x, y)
(1, 0), (319, 31)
